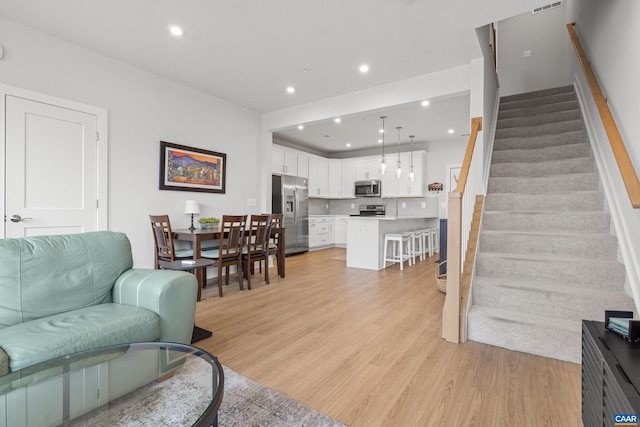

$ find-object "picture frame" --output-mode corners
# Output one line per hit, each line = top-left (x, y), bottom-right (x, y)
(159, 141), (226, 194)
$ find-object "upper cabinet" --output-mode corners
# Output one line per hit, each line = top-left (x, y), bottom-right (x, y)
(272, 146), (308, 178)
(328, 159), (342, 198)
(381, 151), (427, 197)
(308, 155), (329, 198)
(355, 157), (382, 180)
(341, 159), (357, 198)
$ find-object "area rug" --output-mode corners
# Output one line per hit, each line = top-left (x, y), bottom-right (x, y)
(72, 358), (347, 427)
(221, 365), (348, 427)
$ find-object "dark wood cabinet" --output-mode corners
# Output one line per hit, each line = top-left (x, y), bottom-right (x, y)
(582, 320), (640, 427)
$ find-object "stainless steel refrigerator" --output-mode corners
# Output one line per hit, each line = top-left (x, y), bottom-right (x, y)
(272, 175), (309, 255)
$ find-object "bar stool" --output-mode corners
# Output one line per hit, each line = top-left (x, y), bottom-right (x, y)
(421, 228), (435, 258)
(383, 232), (413, 270)
(429, 228), (439, 255)
(411, 230), (426, 262)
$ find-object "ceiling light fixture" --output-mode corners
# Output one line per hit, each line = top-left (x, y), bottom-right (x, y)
(297, 125), (304, 130)
(421, 100), (430, 107)
(334, 117), (341, 124)
(396, 126), (402, 179)
(168, 25), (184, 37)
(346, 143), (351, 148)
(380, 116), (387, 175)
(448, 129), (455, 134)
(359, 64), (370, 73)
(286, 86), (296, 94)
(409, 135), (415, 182)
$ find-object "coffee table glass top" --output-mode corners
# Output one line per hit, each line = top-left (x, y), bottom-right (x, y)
(0, 342), (224, 427)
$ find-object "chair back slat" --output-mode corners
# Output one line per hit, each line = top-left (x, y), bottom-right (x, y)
(220, 215), (247, 259)
(248, 214), (271, 254)
(149, 215), (176, 268)
(268, 213), (283, 249)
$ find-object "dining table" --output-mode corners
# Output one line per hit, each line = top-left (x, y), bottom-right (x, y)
(172, 225), (286, 279)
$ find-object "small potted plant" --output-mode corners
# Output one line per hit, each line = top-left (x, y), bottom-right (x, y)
(198, 217), (220, 229)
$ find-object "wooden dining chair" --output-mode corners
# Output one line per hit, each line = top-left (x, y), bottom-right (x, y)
(266, 213), (283, 277)
(242, 214), (272, 289)
(149, 215), (194, 268)
(201, 215), (247, 297)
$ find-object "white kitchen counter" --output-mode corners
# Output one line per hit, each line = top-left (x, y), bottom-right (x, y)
(346, 216), (438, 270)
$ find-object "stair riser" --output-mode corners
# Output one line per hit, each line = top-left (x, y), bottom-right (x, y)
(488, 174), (599, 194)
(467, 309), (581, 363)
(498, 100), (579, 120)
(495, 120), (584, 140)
(494, 131), (588, 151)
(478, 233), (618, 259)
(475, 256), (626, 290)
(484, 192), (604, 212)
(490, 157), (595, 178)
(500, 85), (574, 103)
(492, 143), (591, 164)
(500, 91), (576, 111)
(497, 109), (582, 129)
(482, 212), (611, 233)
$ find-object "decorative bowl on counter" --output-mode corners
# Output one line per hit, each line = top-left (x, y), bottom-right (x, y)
(198, 217), (220, 229)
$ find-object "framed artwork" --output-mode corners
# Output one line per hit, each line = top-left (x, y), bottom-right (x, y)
(159, 141), (226, 193)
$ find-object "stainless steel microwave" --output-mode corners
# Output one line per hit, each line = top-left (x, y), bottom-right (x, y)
(354, 180), (381, 197)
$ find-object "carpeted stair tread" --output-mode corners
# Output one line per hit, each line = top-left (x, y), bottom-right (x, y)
(479, 230), (618, 259)
(498, 99), (579, 120)
(487, 172), (599, 193)
(499, 85), (574, 103)
(467, 305), (582, 363)
(494, 130), (588, 150)
(475, 252), (626, 291)
(484, 191), (604, 212)
(496, 109), (582, 129)
(489, 157), (594, 177)
(481, 211), (611, 233)
(491, 142), (591, 164)
(495, 119), (584, 139)
(471, 277), (636, 322)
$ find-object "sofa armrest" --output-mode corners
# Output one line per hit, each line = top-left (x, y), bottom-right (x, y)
(112, 269), (197, 345)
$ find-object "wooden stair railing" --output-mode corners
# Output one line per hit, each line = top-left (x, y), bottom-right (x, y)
(567, 22), (640, 209)
(442, 117), (482, 343)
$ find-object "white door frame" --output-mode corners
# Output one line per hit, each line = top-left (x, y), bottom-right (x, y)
(0, 84), (108, 238)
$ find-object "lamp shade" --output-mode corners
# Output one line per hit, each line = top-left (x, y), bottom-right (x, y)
(184, 200), (200, 214)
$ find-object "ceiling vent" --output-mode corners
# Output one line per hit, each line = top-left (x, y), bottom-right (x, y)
(532, 1), (563, 14)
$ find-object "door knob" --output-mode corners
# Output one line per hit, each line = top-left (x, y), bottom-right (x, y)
(10, 214), (32, 222)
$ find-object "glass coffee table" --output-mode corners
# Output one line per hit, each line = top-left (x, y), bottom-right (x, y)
(0, 342), (224, 427)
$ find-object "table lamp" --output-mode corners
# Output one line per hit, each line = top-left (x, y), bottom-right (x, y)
(184, 200), (200, 231)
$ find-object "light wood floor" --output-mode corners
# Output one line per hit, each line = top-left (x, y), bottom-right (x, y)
(195, 248), (583, 427)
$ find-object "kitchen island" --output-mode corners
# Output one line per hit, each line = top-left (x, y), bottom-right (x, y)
(346, 216), (438, 270)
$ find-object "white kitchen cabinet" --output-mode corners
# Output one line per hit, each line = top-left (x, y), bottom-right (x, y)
(355, 157), (381, 180)
(328, 159), (342, 198)
(309, 219), (318, 248)
(335, 217), (348, 246)
(341, 159), (357, 198)
(272, 146), (308, 177)
(308, 156), (329, 198)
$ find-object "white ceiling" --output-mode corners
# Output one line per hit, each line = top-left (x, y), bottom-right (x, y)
(0, 0), (542, 152)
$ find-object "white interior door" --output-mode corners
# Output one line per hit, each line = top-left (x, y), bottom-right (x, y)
(5, 93), (105, 238)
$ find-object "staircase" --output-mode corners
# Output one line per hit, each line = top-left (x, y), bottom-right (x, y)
(467, 85), (636, 364)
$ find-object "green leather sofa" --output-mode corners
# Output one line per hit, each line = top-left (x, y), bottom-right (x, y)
(0, 231), (197, 376)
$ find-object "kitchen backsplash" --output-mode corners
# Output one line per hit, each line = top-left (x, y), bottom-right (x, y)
(309, 196), (439, 217)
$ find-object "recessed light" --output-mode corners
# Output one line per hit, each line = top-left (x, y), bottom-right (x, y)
(379, 128), (384, 134)
(297, 125), (304, 130)
(378, 139), (383, 143)
(168, 25), (184, 37)
(286, 86), (296, 94)
(448, 129), (455, 134)
(346, 143), (352, 147)
(334, 117), (341, 124)
(359, 64), (370, 73)
(421, 100), (430, 107)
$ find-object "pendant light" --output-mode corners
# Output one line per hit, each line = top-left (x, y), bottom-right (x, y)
(380, 116), (387, 174)
(396, 126), (402, 179)
(409, 135), (415, 182)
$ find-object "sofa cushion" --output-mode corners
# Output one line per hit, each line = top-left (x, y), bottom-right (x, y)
(0, 231), (134, 329)
(0, 303), (160, 372)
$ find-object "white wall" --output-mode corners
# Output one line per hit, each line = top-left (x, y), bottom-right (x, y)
(497, 3), (573, 96)
(566, 1), (640, 309)
(0, 18), (262, 268)
(425, 140), (468, 217)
